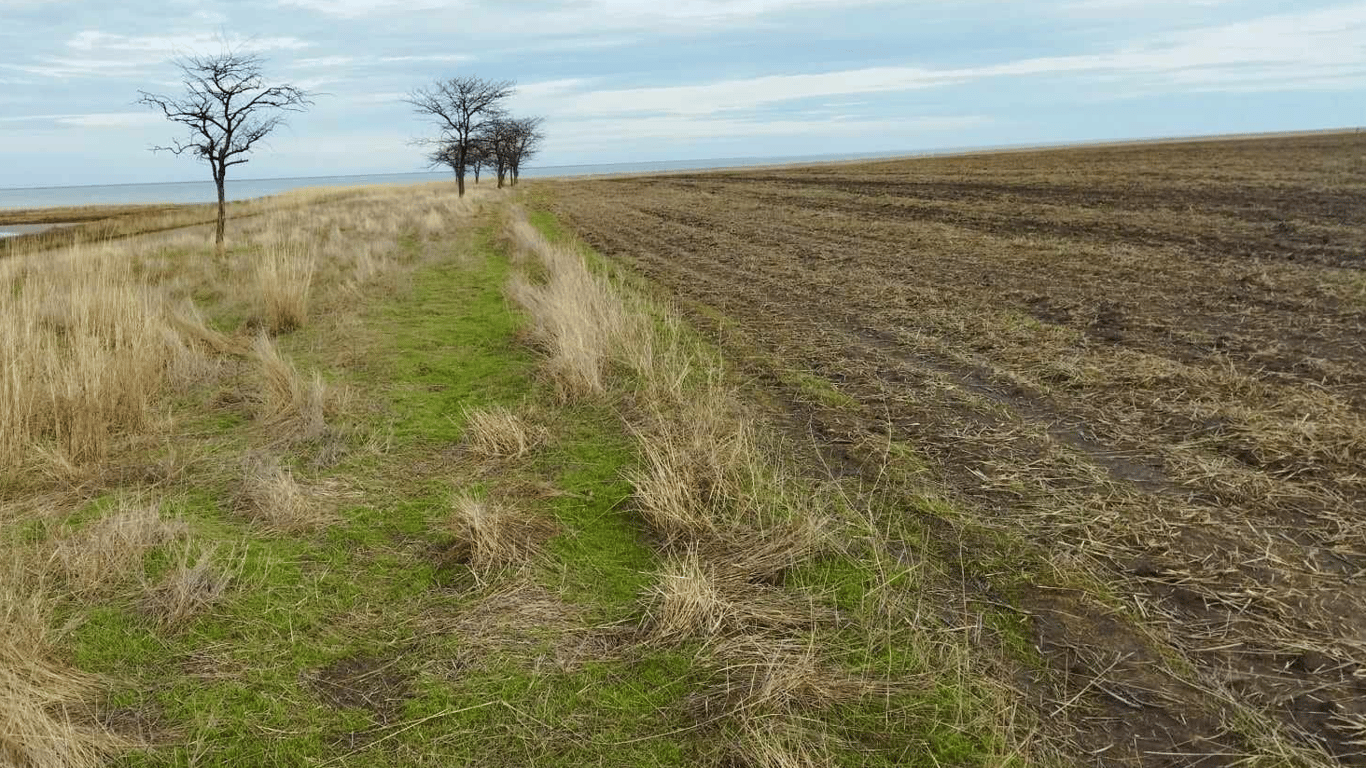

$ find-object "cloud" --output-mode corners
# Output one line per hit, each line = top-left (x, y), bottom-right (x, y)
(67, 30), (312, 55)
(560, 68), (958, 117)
(0, 112), (162, 128)
(278, 0), (453, 18)
(541, 113), (988, 154)
(293, 56), (358, 68)
(278, 0), (893, 26)
(3, 30), (315, 79)
(525, 2), (1366, 121)
(376, 54), (471, 63)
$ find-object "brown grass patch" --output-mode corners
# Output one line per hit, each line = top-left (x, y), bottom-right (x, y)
(460, 404), (540, 459)
(141, 543), (236, 628)
(236, 454), (338, 532)
(48, 501), (187, 596)
(251, 333), (332, 440)
(1, 560), (121, 768)
(647, 548), (819, 640)
(0, 260), (175, 470)
(256, 246), (317, 334)
(447, 492), (554, 578)
(505, 221), (635, 399)
(704, 636), (884, 716)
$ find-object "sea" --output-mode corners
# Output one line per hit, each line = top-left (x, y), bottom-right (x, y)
(0, 150), (919, 217)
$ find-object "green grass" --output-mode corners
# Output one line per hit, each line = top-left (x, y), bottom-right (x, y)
(63, 215), (685, 767)
(24, 198), (1042, 768)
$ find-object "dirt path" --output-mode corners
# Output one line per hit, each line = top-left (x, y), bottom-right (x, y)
(540, 133), (1366, 766)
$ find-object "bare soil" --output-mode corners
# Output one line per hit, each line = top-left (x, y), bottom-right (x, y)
(541, 132), (1366, 766)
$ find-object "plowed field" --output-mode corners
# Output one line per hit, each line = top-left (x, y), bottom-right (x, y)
(542, 133), (1366, 766)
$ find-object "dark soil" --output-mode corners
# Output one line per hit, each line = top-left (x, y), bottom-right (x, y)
(541, 132), (1366, 766)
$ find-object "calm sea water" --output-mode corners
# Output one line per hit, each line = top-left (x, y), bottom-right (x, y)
(0, 151), (917, 212)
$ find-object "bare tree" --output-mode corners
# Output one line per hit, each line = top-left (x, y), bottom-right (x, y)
(480, 118), (518, 189)
(466, 138), (492, 185)
(138, 50), (311, 253)
(407, 76), (514, 197)
(428, 136), (494, 185)
(506, 117), (545, 186)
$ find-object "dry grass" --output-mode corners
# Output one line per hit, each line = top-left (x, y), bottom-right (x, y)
(627, 393), (828, 572)
(649, 548), (734, 638)
(141, 543), (236, 628)
(506, 221), (635, 398)
(0, 257), (176, 472)
(1, 560), (119, 768)
(460, 404), (539, 459)
(256, 246), (316, 334)
(237, 454), (337, 532)
(48, 501), (187, 596)
(707, 636), (881, 715)
(251, 332), (332, 440)
(0, 182), (493, 766)
(735, 717), (837, 768)
(448, 491), (552, 577)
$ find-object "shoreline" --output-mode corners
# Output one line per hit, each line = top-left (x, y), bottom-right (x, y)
(2, 126), (1359, 216)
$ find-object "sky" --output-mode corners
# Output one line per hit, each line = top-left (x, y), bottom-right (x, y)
(0, 0), (1363, 188)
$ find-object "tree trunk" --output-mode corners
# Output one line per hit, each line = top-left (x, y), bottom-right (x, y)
(474, 165), (481, 184)
(214, 175), (226, 255)
(512, 165), (519, 186)
(456, 170), (466, 197)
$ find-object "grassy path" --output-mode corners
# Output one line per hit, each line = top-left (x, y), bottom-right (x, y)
(5, 193), (1035, 767)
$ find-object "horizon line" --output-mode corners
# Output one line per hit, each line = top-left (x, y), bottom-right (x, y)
(1, 125), (1360, 194)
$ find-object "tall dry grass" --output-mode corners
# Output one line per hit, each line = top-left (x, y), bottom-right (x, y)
(506, 221), (635, 398)
(0, 181), (488, 766)
(1, 183), (484, 479)
(256, 246), (316, 334)
(0, 255), (179, 472)
(251, 333), (332, 440)
(448, 491), (552, 578)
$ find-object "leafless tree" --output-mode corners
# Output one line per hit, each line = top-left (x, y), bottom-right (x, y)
(138, 50), (312, 253)
(407, 76), (514, 197)
(506, 117), (545, 186)
(481, 118), (518, 189)
(427, 137), (490, 185)
(466, 138), (493, 185)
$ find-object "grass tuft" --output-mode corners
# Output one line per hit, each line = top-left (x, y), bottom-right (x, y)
(1, 561), (120, 768)
(251, 332), (332, 440)
(237, 454), (337, 532)
(141, 543), (235, 628)
(48, 500), (187, 597)
(448, 491), (553, 578)
(256, 246), (316, 334)
(461, 403), (539, 459)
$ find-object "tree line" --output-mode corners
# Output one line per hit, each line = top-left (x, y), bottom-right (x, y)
(407, 77), (544, 196)
(138, 48), (543, 251)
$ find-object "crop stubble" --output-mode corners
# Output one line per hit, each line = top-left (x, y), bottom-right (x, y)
(544, 133), (1366, 766)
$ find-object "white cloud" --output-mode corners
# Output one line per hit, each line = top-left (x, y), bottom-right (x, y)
(0, 112), (162, 128)
(278, 0), (893, 27)
(279, 0), (453, 18)
(524, 2), (1366, 121)
(294, 56), (358, 68)
(68, 30), (312, 55)
(376, 54), (470, 63)
(542, 113), (987, 153)
(3, 30), (315, 79)
(57, 112), (164, 128)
